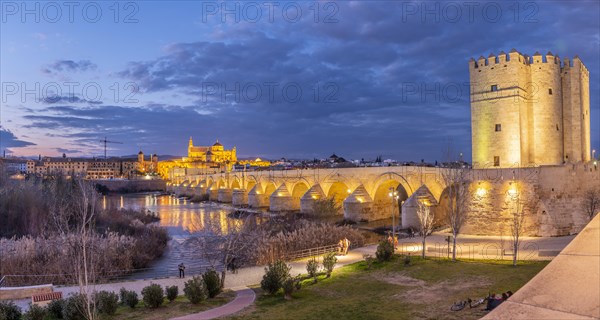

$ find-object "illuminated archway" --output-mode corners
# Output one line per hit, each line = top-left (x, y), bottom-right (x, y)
(372, 180), (409, 221)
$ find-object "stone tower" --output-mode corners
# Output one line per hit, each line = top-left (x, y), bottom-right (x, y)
(469, 49), (590, 168)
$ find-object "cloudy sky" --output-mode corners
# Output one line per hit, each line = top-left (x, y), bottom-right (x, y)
(1, 0), (599, 161)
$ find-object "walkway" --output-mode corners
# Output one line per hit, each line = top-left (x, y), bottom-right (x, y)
(171, 287), (255, 320)
(7, 232), (576, 317)
(483, 215), (600, 319)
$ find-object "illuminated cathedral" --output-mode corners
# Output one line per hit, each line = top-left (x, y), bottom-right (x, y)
(187, 137), (237, 163)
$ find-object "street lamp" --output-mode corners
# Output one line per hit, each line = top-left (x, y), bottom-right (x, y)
(388, 187), (399, 242)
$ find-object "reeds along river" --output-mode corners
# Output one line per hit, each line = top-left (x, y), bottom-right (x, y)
(103, 193), (261, 279)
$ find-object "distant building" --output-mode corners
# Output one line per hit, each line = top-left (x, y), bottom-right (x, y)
(0, 158), (27, 174)
(157, 138), (238, 180)
(25, 151), (158, 179)
(187, 137), (236, 163)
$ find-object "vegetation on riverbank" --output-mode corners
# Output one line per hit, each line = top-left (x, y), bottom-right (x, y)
(229, 256), (548, 320)
(0, 176), (168, 286)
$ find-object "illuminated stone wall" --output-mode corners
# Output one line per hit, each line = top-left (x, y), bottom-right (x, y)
(469, 50), (591, 169)
(168, 164), (599, 236)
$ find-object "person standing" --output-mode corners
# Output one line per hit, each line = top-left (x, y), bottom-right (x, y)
(343, 237), (350, 255)
(178, 263), (185, 278)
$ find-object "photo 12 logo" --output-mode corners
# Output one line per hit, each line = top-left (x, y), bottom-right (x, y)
(201, 1), (339, 23)
(1, 1), (139, 23)
(201, 81), (339, 104)
(1, 82), (140, 104)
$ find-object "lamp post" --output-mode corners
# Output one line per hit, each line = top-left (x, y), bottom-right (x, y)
(388, 187), (399, 241)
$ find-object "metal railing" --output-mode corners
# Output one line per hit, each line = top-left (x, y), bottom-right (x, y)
(0, 264), (216, 287)
(281, 244), (341, 261)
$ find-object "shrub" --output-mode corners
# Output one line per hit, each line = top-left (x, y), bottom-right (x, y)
(202, 269), (222, 298)
(306, 258), (319, 283)
(282, 275), (302, 300)
(376, 240), (394, 262)
(119, 287), (128, 305)
(0, 301), (22, 320)
(23, 304), (48, 320)
(260, 260), (291, 295)
(404, 254), (411, 266)
(363, 254), (375, 270)
(96, 291), (119, 315)
(141, 283), (164, 308)
(47, 299), (64, 318)
(322, 252), (337, 278)
(184, 276), (208, 304)
(123, 290), (139, 309)
(166, 285), (179, 302)
(62, 294), (87, 320)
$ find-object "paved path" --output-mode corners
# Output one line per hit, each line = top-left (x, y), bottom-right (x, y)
(7, 232), (576, 317)
(171, 287), (255, 320)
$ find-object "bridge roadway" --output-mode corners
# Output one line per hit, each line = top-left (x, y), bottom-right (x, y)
(167, 166), (454, 224)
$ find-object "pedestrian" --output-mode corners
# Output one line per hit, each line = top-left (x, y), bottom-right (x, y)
(178, 263), (185, 278)
(343, 237), (350, 255)
(338, 239), (344, 254)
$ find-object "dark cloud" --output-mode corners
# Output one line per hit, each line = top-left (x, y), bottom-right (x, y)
(17, 1), (600, 160)
(42, 60), (97, 75)
(55, 148), (81, 154)
(0, 127), (36, 149)
(43, 95), (103, 105)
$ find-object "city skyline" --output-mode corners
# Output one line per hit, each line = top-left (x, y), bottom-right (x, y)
(1, 1), (599, 162)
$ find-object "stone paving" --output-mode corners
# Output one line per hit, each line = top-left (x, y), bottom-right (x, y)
(7, 232), (576, 318)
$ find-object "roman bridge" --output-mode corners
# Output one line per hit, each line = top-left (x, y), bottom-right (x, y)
(167, 166), (453, 226)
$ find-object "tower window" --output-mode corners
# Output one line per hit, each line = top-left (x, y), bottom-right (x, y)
(494, 156), (500, 167)
(556, 124), (559, 131)
(495, 124), (502, 132)
(548, 88), (553, 95)
(491, 85), (498, 92)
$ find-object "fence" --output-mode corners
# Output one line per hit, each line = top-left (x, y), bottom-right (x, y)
(281, 244), (341, 261)
(0, 264), (216, 287)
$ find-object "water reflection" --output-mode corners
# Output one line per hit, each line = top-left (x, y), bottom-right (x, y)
(103, 194), (251, 235)
(102, 193), (260, 279)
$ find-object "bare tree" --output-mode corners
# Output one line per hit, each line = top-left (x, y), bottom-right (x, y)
(441, 167), (470, 262)
(507, 190), (526, 267)
(72, 179), (101, 320)
(583, 188), (600, 221)
(188, 214), (260, 289)
(416, 200), (435, 259)
(49, 178), (100, 320)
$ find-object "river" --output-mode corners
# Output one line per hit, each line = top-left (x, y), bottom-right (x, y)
(104, 193), (251, 280)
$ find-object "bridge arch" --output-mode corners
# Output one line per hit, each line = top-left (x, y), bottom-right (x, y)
(371, 178), (410, 221)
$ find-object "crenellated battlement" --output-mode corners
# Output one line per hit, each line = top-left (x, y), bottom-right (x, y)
(469, 49), (583, 69)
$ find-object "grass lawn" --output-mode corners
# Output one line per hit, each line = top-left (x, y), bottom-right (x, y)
(104, 290), (236, 320)
(227, 256), (548, 320)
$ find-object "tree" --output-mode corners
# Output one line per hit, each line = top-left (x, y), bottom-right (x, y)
(48, 178), (101, 320)
(441, 166), (470, 262)
(416, 200), (435, 259)
(187, 214), (259, 289)
(507, 188), (526, 267)
(583, 188), (600, 221)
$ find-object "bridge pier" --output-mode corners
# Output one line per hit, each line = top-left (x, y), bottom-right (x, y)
(300, 184), (326, 215)
(248, 184), (269, 208)
(401, 185), (438, 229)
(208, 186), (218, 201)
(270, 184), (297, 212)
(217, 188), (233, 203)
(343, 185), (374, 221)
(232, 189), (249, 207)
